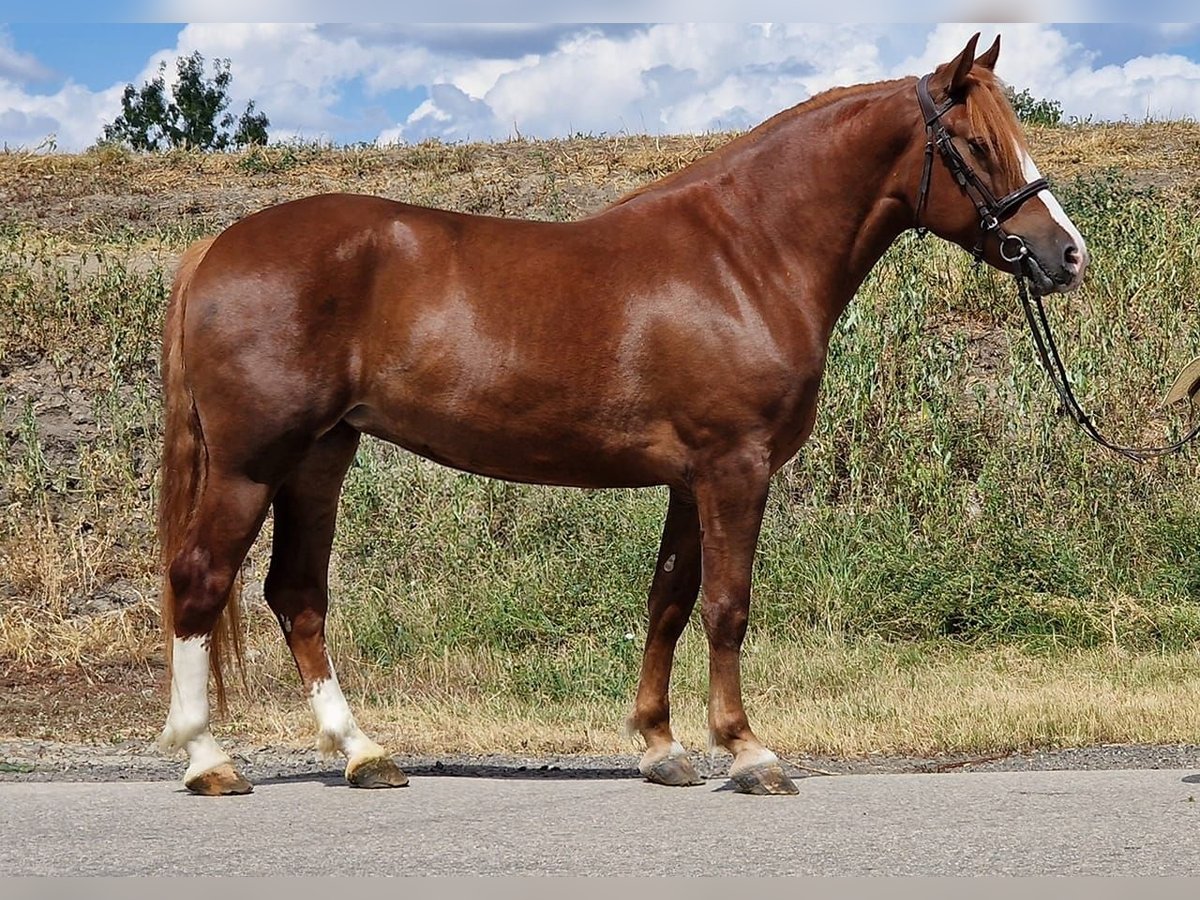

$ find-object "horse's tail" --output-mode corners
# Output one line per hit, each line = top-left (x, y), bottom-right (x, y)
(158, 236), (243, 713)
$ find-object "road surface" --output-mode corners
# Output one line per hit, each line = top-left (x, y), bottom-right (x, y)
(3, 767), (1199, 875)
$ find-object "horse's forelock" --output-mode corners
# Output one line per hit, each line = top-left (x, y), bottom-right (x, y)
(964, 69), (1028, 187)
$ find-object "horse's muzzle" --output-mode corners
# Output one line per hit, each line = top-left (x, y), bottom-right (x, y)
(1022, 234), (1087, 295)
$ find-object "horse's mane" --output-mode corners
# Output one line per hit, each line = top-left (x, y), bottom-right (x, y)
(609, 69), (1027, 207)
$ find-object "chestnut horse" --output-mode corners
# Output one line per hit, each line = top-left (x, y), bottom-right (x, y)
(157, 34), (1087, 795)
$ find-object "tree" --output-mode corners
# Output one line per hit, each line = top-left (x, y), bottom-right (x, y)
(102, 52), (269, 151)
(1005, 86), (1063, 127)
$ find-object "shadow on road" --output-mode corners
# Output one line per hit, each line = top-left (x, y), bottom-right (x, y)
(403, 762), (643, 780)
(246, 762), (647, 788)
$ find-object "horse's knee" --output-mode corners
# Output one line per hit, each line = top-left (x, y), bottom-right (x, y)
(169, 545), (236, 635)
(700, 594), (750, 648)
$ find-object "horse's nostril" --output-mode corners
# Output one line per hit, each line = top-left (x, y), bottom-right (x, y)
(1064, 245), (1081, 269)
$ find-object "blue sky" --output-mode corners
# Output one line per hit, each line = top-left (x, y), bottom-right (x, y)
(3, 23), (1200, 151)
(7, 24), (180, 90)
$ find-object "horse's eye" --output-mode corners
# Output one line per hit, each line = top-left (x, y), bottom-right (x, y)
(967, 138), (989, 159)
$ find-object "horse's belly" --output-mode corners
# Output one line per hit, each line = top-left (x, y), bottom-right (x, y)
(342, 400), (670, 489)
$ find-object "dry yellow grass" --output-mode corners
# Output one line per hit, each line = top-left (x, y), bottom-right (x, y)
(6, 594), (1199, 755)
(1030, 121), (1200, 194)
(221, 629), (1200, 757)
(2, 122), (1195, 257)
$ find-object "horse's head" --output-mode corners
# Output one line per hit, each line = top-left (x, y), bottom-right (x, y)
(910, 33), (1087, 294)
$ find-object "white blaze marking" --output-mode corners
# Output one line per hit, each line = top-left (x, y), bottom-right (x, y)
(663, 554), (676, 573)
(1017, 144), (1087, 258)
(160, 636), (234, 781)
(310, 656), (384, 762)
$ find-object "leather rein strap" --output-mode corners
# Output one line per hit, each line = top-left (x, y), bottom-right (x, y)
(912, 72), (1200, 463)
(1017, 277), (1200, 462)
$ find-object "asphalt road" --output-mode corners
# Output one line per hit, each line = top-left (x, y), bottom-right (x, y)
(3, 768), (1199, 876)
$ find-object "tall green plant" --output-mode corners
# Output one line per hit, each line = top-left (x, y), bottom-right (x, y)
(101, 51), (269, 151)
(1006, 86), (1064, 126)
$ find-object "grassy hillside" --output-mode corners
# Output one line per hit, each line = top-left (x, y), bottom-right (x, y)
(3, 124), (1200, 755)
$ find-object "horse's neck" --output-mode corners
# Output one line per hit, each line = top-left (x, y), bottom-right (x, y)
(744, 86), (915, 315)
(640, 82), (917, 332)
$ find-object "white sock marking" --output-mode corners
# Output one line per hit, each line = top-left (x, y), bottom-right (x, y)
(160, 636), (234, 781)
(638, 740), (688, 775)
(729, 746), (780, 776)
(184, 732), (233, 782)
(310, 656), (384, 762)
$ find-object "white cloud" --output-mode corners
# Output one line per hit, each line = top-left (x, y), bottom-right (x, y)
(5, 23), (1200, 153)
(0, 28), (53, 84)
(392, 24), (904, 142)
(1063, 53), (1200, 121)
(379, 83), (502, 144)
(166, 24), (373, 139)
(922, 23), (1200, 123)
(0, 79), (125, 151)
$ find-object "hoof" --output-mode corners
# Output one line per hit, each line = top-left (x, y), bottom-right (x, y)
(185, 763), (253, 796)
(346, 755), (409, 789)
(729, 762), (799, 796)
(643, 754), (705, 787)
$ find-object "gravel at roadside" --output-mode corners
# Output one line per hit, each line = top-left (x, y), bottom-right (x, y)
(3, 738), (1199, 785)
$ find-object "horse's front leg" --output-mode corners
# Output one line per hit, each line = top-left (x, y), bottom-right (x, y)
(695, 450), (799, 795)
(628, 488), (704, 786)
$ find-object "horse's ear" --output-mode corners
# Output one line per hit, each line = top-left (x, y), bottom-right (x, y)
(976, 35), (1001, 71)
(932, 32), (981, 98)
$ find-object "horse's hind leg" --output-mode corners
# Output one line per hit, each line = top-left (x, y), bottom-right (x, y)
(628, 488), (705, 786)
(264, 423), (407, 789)
(161, 470), (272, 795)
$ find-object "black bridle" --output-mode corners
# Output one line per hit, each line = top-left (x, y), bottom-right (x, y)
(914, 72), (1200, 463)
(914, 73), (1048, 266)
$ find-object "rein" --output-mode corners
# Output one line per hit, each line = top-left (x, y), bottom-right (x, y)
(914, 72), (1200, 463)
(1016, 276), (1200, 462)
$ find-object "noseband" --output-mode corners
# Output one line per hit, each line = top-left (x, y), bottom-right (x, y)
(914, 73), (1048, 265)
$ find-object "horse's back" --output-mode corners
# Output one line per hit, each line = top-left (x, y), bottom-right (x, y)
(184, 191), (643, 397)
(176, 194), (685, 485)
